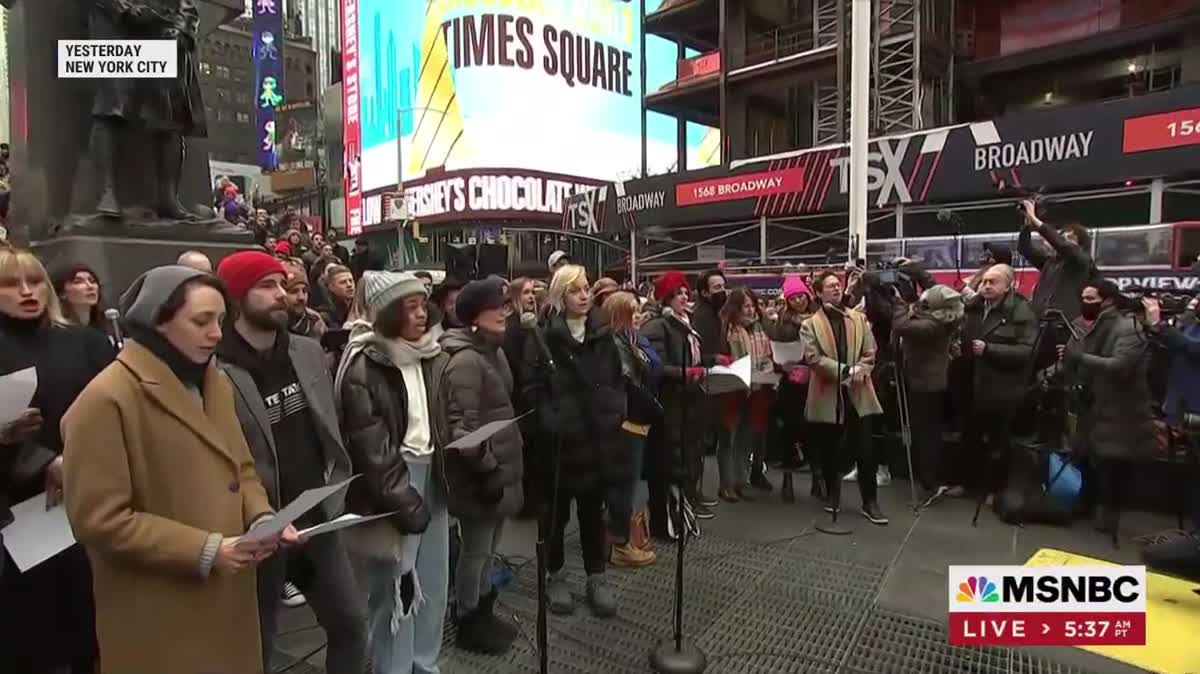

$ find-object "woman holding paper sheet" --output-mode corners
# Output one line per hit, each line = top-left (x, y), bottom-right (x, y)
(62, 265), (295, 674)
(0, 245), (113, 674)
(437, 276), (525, 654)
(717, 288), (777, 503)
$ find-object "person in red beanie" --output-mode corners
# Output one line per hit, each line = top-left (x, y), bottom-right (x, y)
(274, 240), (292, 259)
(640, 271), (714, 538)
(213, 251), (368, 674)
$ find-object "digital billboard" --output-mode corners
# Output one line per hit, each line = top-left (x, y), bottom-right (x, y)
(253, 0), (285, 170)
(349, 0), (713, 191)
(275, 100), (318, 170)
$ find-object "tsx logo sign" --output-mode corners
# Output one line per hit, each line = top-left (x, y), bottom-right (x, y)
(948, 566), (1146, 647)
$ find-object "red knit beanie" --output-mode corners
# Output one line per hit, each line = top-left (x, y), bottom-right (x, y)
(655, 271), (688, 304)
(216, 251), (287, 300)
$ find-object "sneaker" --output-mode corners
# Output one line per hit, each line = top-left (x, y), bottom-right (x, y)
(945, 485), (967, 498)
(610, 542), (656, 568)
(861, 502), (889, 526)
(586, 574), (617, 618)
(843, 467), (858, 482)
(692, 502), (716, 520)
(718, 488), (740, 504)
(876, 466), (892, 486)
(546, 572), (574, 615)
(456, 591), (517, 654)
(281, 581), (307, 608)
(920, 485), (950, 509)
(698, 493), (719, 508)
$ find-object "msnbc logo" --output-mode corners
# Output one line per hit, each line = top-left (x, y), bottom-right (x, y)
(957, 576), (999, 603)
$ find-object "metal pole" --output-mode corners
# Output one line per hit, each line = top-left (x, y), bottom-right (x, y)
(640, 0), (648, 178)
(1149, 178), (1164, 224)
(630, 226), (638, 285)
(848, 0), (871, 262)
(396, 107), (403, 196)
(759, 215), (768, 263)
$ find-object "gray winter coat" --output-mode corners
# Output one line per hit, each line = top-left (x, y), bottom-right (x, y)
(1064, 310), (1155, 461)
(436, 328), (524, 519)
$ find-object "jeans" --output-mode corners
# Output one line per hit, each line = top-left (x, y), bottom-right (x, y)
(718, 399), (761, 488)
(454, 518), (504, 613)
(606, 432), (647, 542)
(258, 531), (368, 674)
(545, 486), (607, 575)
(353, 461), (449, 674)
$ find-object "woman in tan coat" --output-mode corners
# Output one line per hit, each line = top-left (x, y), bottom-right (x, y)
(63, 265), (297, 674)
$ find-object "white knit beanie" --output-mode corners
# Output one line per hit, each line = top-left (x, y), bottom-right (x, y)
(362, 271), (427, 316)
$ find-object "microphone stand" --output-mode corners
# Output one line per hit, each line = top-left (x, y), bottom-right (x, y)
(650, 314), (706, 673)
(533, 329), (559, 674)
(817, 305), (853, 535)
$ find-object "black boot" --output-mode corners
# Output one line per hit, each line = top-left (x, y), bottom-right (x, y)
(479, 589), (518, 641)
(810, 468), (828, 501)
(456, 592), (516, 654)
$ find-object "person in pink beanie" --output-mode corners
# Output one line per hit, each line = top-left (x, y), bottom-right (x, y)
(764, 275), (818, 484)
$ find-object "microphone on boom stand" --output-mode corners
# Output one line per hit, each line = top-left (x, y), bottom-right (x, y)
(650, 307), (707, 674)
(816, 302), (853, 536)
(521, 311), (556, 674)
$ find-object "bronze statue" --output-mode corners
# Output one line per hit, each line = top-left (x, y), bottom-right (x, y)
(88, 0), (207, 220)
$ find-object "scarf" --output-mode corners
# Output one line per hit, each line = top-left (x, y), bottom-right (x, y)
(726, 320), (773, 376)
(670, 313), (702, 365)
(126, 324), (210, 391)
(333, 323), (441, 409)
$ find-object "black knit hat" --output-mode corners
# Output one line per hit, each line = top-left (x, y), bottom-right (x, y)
(455, 276), (508, 327)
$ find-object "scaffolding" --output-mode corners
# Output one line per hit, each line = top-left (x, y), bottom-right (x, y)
(811, 0), (954, 144)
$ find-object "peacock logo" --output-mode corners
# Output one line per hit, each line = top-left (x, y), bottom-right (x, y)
(957, 576), (999, 603)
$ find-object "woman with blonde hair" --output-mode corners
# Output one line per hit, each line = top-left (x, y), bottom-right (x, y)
(521, 264), (627, 617)
(604, 291), (661, 567)
(0, 246), (114, 674)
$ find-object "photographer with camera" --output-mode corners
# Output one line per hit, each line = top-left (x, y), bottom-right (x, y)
(1058, 280), (1154, 539)
(956, 265), (1037, 499)
(1017, 200), (1095, 320)
(891, 284), (964, 503)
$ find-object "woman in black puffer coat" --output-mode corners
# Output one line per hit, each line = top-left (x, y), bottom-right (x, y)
(521, 264), (626, 619)
(436, 277), (525, 654)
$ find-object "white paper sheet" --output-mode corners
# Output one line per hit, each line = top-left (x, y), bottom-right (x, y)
(297, 511), (397, 539)
(703, 355), (752, 395)
(2, 492), (75, 572)
(242, 475), (359, 543)
(0, 367), (38, 428)
(770, 340), (805, 366)
(446, 410), (532, 451)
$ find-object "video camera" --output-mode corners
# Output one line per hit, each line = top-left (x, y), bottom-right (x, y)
(864, 259), (917, 302)
(1120, 285), (1198, 317)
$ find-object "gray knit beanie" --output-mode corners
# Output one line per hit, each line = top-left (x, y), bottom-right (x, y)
(362, 270), (427, 316)
(119, 265), (207, 329)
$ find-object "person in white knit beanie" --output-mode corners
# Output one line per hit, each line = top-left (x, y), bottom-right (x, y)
(334, 269), (451, 672)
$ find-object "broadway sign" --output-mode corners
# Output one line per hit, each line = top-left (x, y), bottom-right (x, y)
(569, 85), (1200, 232)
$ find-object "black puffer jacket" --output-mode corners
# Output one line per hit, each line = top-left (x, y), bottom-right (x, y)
(639, 307), (704, 484)
(336, 338), (447, 534)
(521, 311), (627, 492)
(436, 328), (524, 519)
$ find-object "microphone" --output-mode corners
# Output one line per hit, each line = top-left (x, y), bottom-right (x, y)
(104, 308), (124, 347)
(520, 312), (555, 372)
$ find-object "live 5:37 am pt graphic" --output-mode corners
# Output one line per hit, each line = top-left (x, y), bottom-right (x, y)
(948, 566), (1147, 647)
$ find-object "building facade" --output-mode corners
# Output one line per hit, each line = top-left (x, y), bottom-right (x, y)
(199, 21), (318, 167)
(566, 0), (1200, 277)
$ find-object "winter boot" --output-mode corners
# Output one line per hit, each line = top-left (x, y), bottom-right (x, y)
(456, 598), (516, 654)
(479, 589), (519, 642)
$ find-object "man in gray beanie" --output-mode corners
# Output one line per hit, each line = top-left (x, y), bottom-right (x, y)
(333, 270), (452, 672)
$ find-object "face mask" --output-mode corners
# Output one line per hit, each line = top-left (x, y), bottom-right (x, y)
(708, 290), (727, 308)
(1079, 301), (1102, 321)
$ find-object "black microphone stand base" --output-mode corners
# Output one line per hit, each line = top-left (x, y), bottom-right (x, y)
(650, 636), (707, 673)
(816, 516), (854, 536)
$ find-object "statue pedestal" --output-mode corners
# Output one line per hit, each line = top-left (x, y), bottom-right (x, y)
(31, 231), (254, 302)
(6, 0), (244, 244)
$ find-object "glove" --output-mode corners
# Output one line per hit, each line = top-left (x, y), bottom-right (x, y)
(685, 367), (706, 383)
(715, 354), (732, 366)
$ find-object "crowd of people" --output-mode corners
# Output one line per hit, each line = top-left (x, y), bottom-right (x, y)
(0, 197), (1198, 674)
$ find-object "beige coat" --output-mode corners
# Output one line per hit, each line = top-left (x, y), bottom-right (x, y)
(800, 308), (884, 424)
(62, 341), (273, 674)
